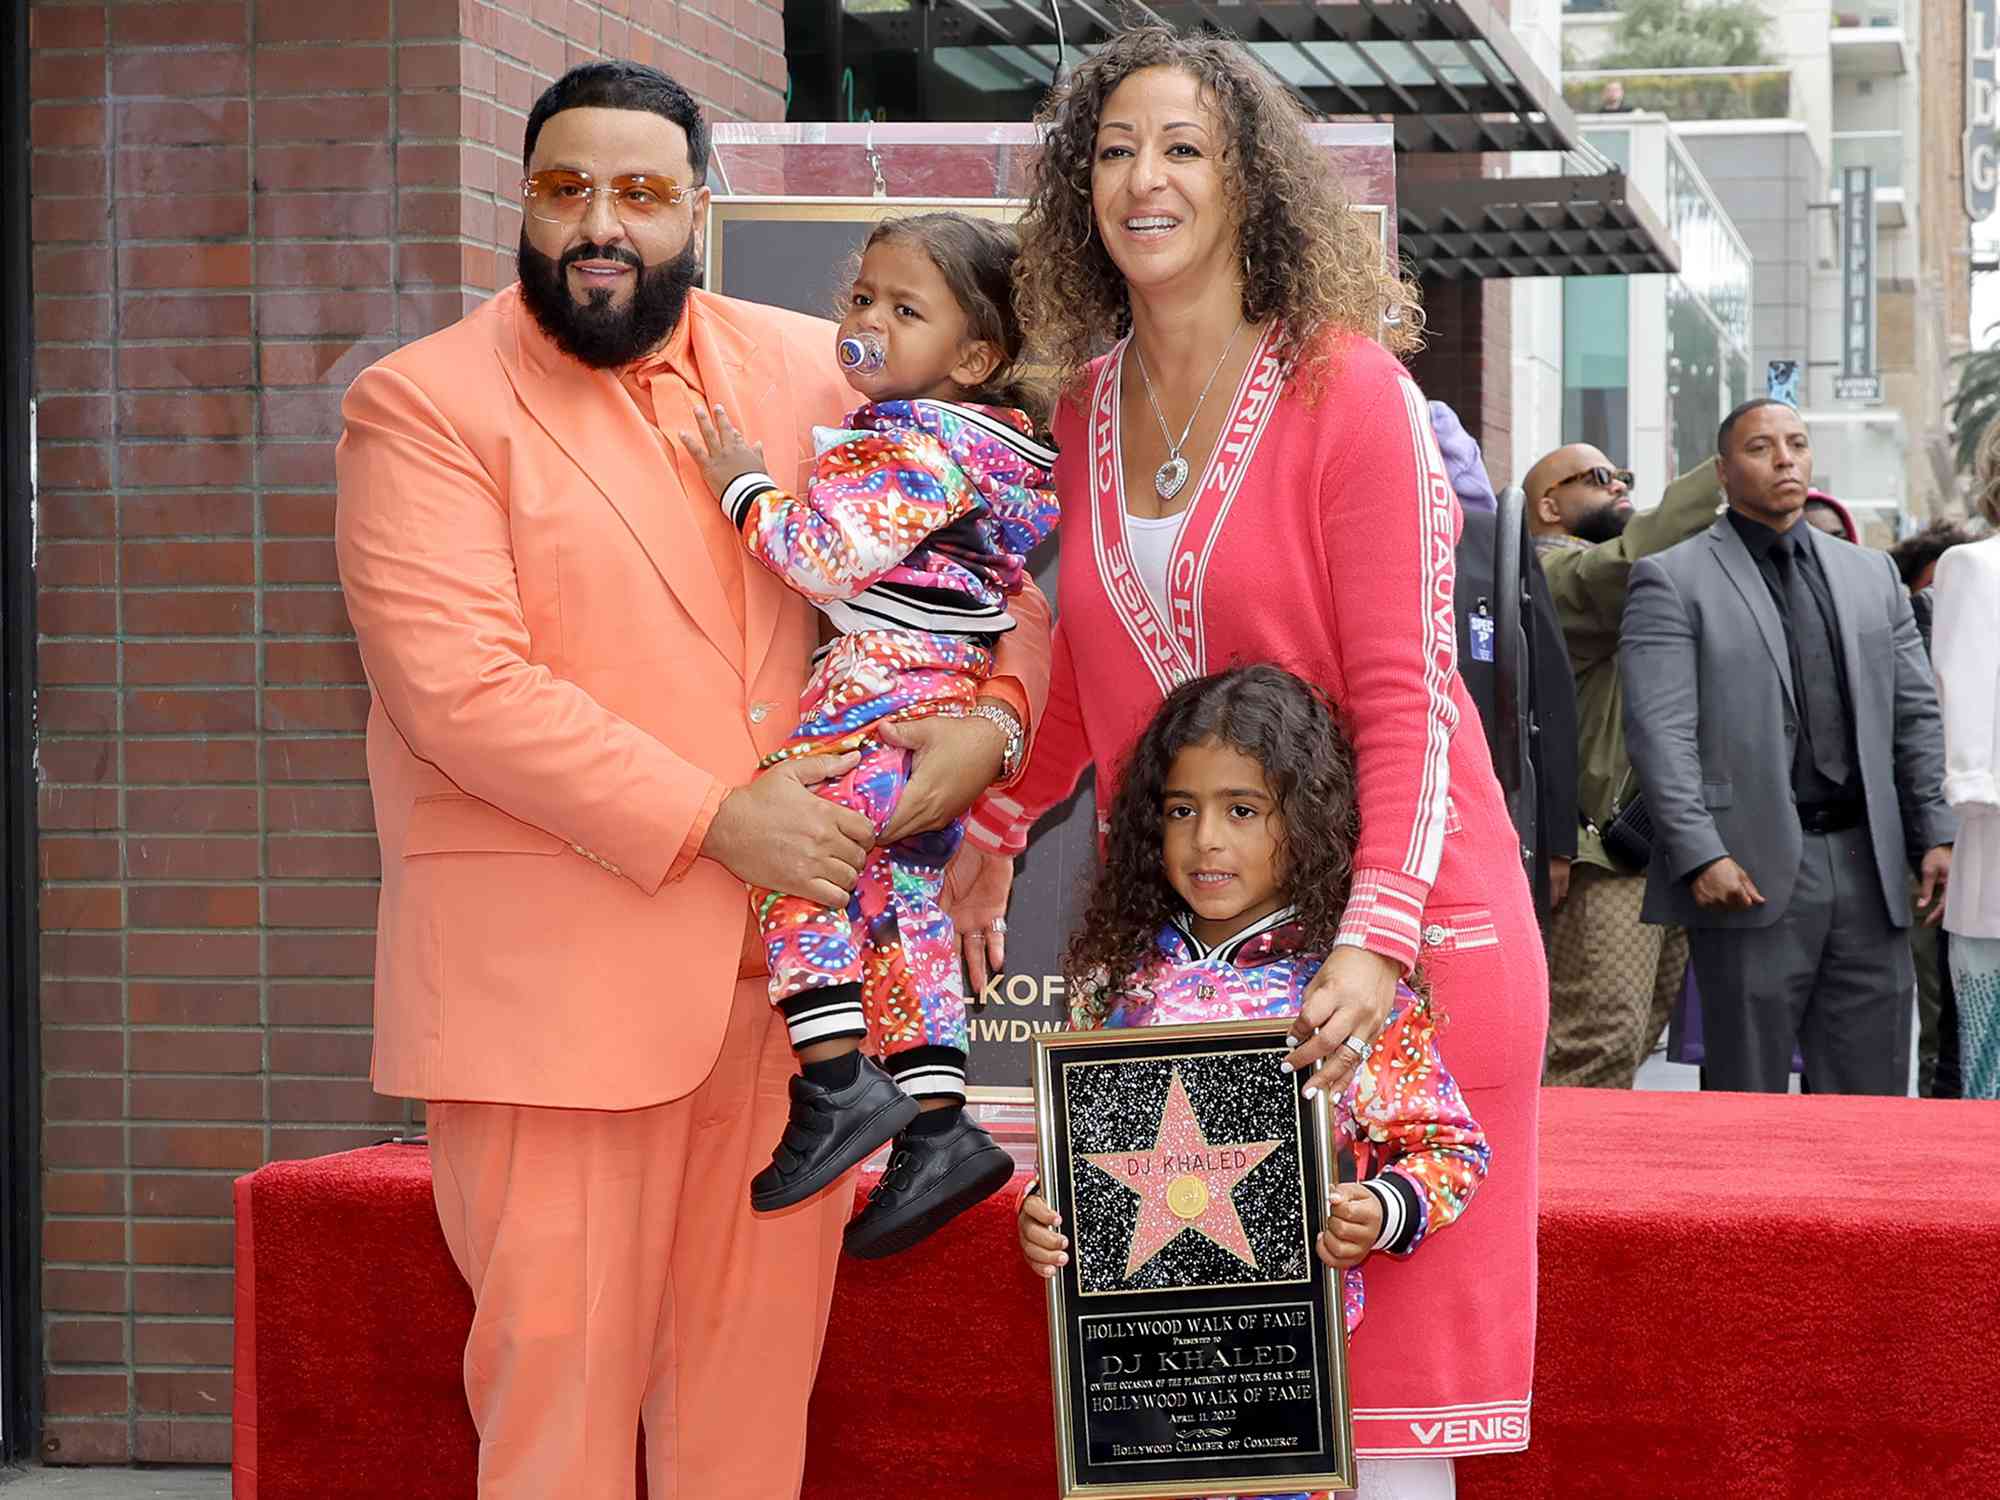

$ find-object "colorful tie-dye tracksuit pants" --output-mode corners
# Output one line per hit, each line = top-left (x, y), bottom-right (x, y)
(753, 630), (996, 1101)
(725, 399), (1059, 1102)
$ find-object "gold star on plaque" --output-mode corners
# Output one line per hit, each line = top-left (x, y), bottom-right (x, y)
(1081, 1069), (1281, 1278)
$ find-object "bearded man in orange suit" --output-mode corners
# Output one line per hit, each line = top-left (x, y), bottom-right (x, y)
(334, 62), (1047, 1500)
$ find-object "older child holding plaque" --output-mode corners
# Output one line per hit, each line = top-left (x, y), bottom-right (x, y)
(1015, 665), (1488, 1500)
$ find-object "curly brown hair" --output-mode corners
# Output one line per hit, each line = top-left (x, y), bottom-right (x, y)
(1013, 25), (1423, 392)
(1062, 665), (1360, 1028)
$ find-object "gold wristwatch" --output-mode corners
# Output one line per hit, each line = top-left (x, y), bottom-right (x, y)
(970, 701), (1024, 780)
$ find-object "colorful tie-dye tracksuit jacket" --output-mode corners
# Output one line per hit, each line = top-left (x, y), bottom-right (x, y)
(1087, 907), (1491, 1334)
(1087, 909), (1489, 1500)
(716, 399), (1058, 1099)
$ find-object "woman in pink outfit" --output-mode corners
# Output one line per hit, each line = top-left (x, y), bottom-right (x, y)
(959, 26), (1548, 1468)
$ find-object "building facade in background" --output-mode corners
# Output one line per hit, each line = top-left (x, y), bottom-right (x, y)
(1565, 0), (1974, 534)
(1560, 115), (1755, 494)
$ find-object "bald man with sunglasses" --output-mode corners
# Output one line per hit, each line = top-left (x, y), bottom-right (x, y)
(1525, 445), (1724, 1087)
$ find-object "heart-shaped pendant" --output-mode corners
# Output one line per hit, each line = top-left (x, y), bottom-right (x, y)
(1154, 455), (1190, 501)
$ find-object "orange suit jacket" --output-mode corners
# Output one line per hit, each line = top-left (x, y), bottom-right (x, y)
(335, 285), (1049, 1110)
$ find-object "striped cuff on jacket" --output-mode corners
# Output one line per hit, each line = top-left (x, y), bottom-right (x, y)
(1334, 866), (1430, 973)
(964, 790), (1033, 858)
(719, 471), (777, 529)
(1362, 1173), (1425, 1255)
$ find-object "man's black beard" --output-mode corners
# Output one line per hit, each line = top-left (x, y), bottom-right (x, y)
(517, 232), (700, 370)
(1572, 501), (1631, 546)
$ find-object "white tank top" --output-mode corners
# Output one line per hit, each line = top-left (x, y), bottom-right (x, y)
(1126, 510), (1187, 622)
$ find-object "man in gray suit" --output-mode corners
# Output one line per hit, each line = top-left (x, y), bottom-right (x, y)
(1621, 398), (1954, 1094)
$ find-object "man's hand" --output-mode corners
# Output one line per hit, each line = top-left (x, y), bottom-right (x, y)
(1691, 855), (1764, 912)
(702, 752), (871, 906)
(877, 712), (1008, 845)
(1916, 844), (1953, 927)
(1285, 946), (1400, 1099)
(1316, 1183), (1383, 1272)
(1548, 855), (1573, 911)
(681, 403), (768, 499)
(942, 844), (1016, 994)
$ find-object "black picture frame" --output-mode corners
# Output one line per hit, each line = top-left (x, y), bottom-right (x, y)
(1032, 1019), (1354, 1498)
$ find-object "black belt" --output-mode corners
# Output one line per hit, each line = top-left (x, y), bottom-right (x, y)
(1796, 800), (1863, 835)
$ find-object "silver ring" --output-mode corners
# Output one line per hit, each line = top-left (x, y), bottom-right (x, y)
(1338, 1034), (1369, 1062)
(991, 916), (1008, 935)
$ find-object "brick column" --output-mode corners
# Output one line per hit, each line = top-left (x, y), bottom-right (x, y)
(1481, 276), (1514, 489)
(1400, 148), (1514, 486)
(1407, 279), (1485, 465)
(28, 0), (783, 1465)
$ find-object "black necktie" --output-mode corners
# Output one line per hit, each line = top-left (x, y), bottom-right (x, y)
(1771, 535), (1851, 789)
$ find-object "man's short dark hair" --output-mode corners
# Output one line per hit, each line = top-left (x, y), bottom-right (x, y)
(1716, 397), (1794, 457)
(523, 61), (710, 183)
(1888, 518), (1972, 587)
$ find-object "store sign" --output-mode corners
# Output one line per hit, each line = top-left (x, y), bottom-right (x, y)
(1970, 0), (1998, 220)
(1841, 166), (1877, 404)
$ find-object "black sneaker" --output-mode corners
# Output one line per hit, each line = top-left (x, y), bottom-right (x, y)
(750, 1056), (918, 1213)
(842, 1112), (1014, 1259)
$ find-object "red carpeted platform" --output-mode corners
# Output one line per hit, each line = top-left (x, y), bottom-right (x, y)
(233, 1090), (2000, 1499)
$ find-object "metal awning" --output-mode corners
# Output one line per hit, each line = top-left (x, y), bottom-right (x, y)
(792, 0), (1683, 278)
(828, 0), (1585, 153)
(1399, 164), (1680, 279)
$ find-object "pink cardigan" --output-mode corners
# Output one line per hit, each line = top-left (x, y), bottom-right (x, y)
(972, 326), (1547, 1459)
(970, 326), (1488, 973)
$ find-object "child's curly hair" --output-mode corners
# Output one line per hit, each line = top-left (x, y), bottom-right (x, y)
(1012, 24), (1424, 396)
(1063, 664), (1360, 1027)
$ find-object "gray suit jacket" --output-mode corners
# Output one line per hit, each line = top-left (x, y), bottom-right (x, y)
(1620, 514), (1954, 929)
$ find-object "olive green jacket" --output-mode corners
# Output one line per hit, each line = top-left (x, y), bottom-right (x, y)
(1533, 459), (1725, 872)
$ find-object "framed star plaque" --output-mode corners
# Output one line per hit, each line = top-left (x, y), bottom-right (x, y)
(1032, 1018), (1354, 1498)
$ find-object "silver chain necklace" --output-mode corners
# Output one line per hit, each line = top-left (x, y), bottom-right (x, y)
(1131, 318), (1246, 502)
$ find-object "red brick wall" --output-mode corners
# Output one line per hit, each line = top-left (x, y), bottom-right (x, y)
(28, 0), (784, 1465)
(1408, 278), (1491, 474)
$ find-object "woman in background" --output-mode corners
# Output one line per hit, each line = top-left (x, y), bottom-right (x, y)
(1932, 426), (2000, 1098)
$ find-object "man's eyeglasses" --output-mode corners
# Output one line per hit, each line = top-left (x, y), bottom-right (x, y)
(1551, 465), (1634, 493)
(520, 169), (694, 227)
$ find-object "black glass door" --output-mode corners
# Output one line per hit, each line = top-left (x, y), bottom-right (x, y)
(2, 0), (44, 1463)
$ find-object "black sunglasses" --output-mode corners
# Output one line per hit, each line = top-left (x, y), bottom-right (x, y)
(1552, 466), (1634, 493)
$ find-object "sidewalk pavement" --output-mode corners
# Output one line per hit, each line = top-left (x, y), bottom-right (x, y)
(1632, 994), (1922, 1094)
(0, 1471), (228, 1497)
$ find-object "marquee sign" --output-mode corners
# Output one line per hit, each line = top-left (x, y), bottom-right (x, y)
(1838, 166), (1880, 405)
(1970, 0), (1997, 220)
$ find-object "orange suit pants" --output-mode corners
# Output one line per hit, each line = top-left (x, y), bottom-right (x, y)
(428, 977), (850, 1499)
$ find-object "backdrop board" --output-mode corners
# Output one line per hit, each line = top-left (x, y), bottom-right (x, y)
(704, 124), (1397, 1103)
(706, 196), (1023, 321)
